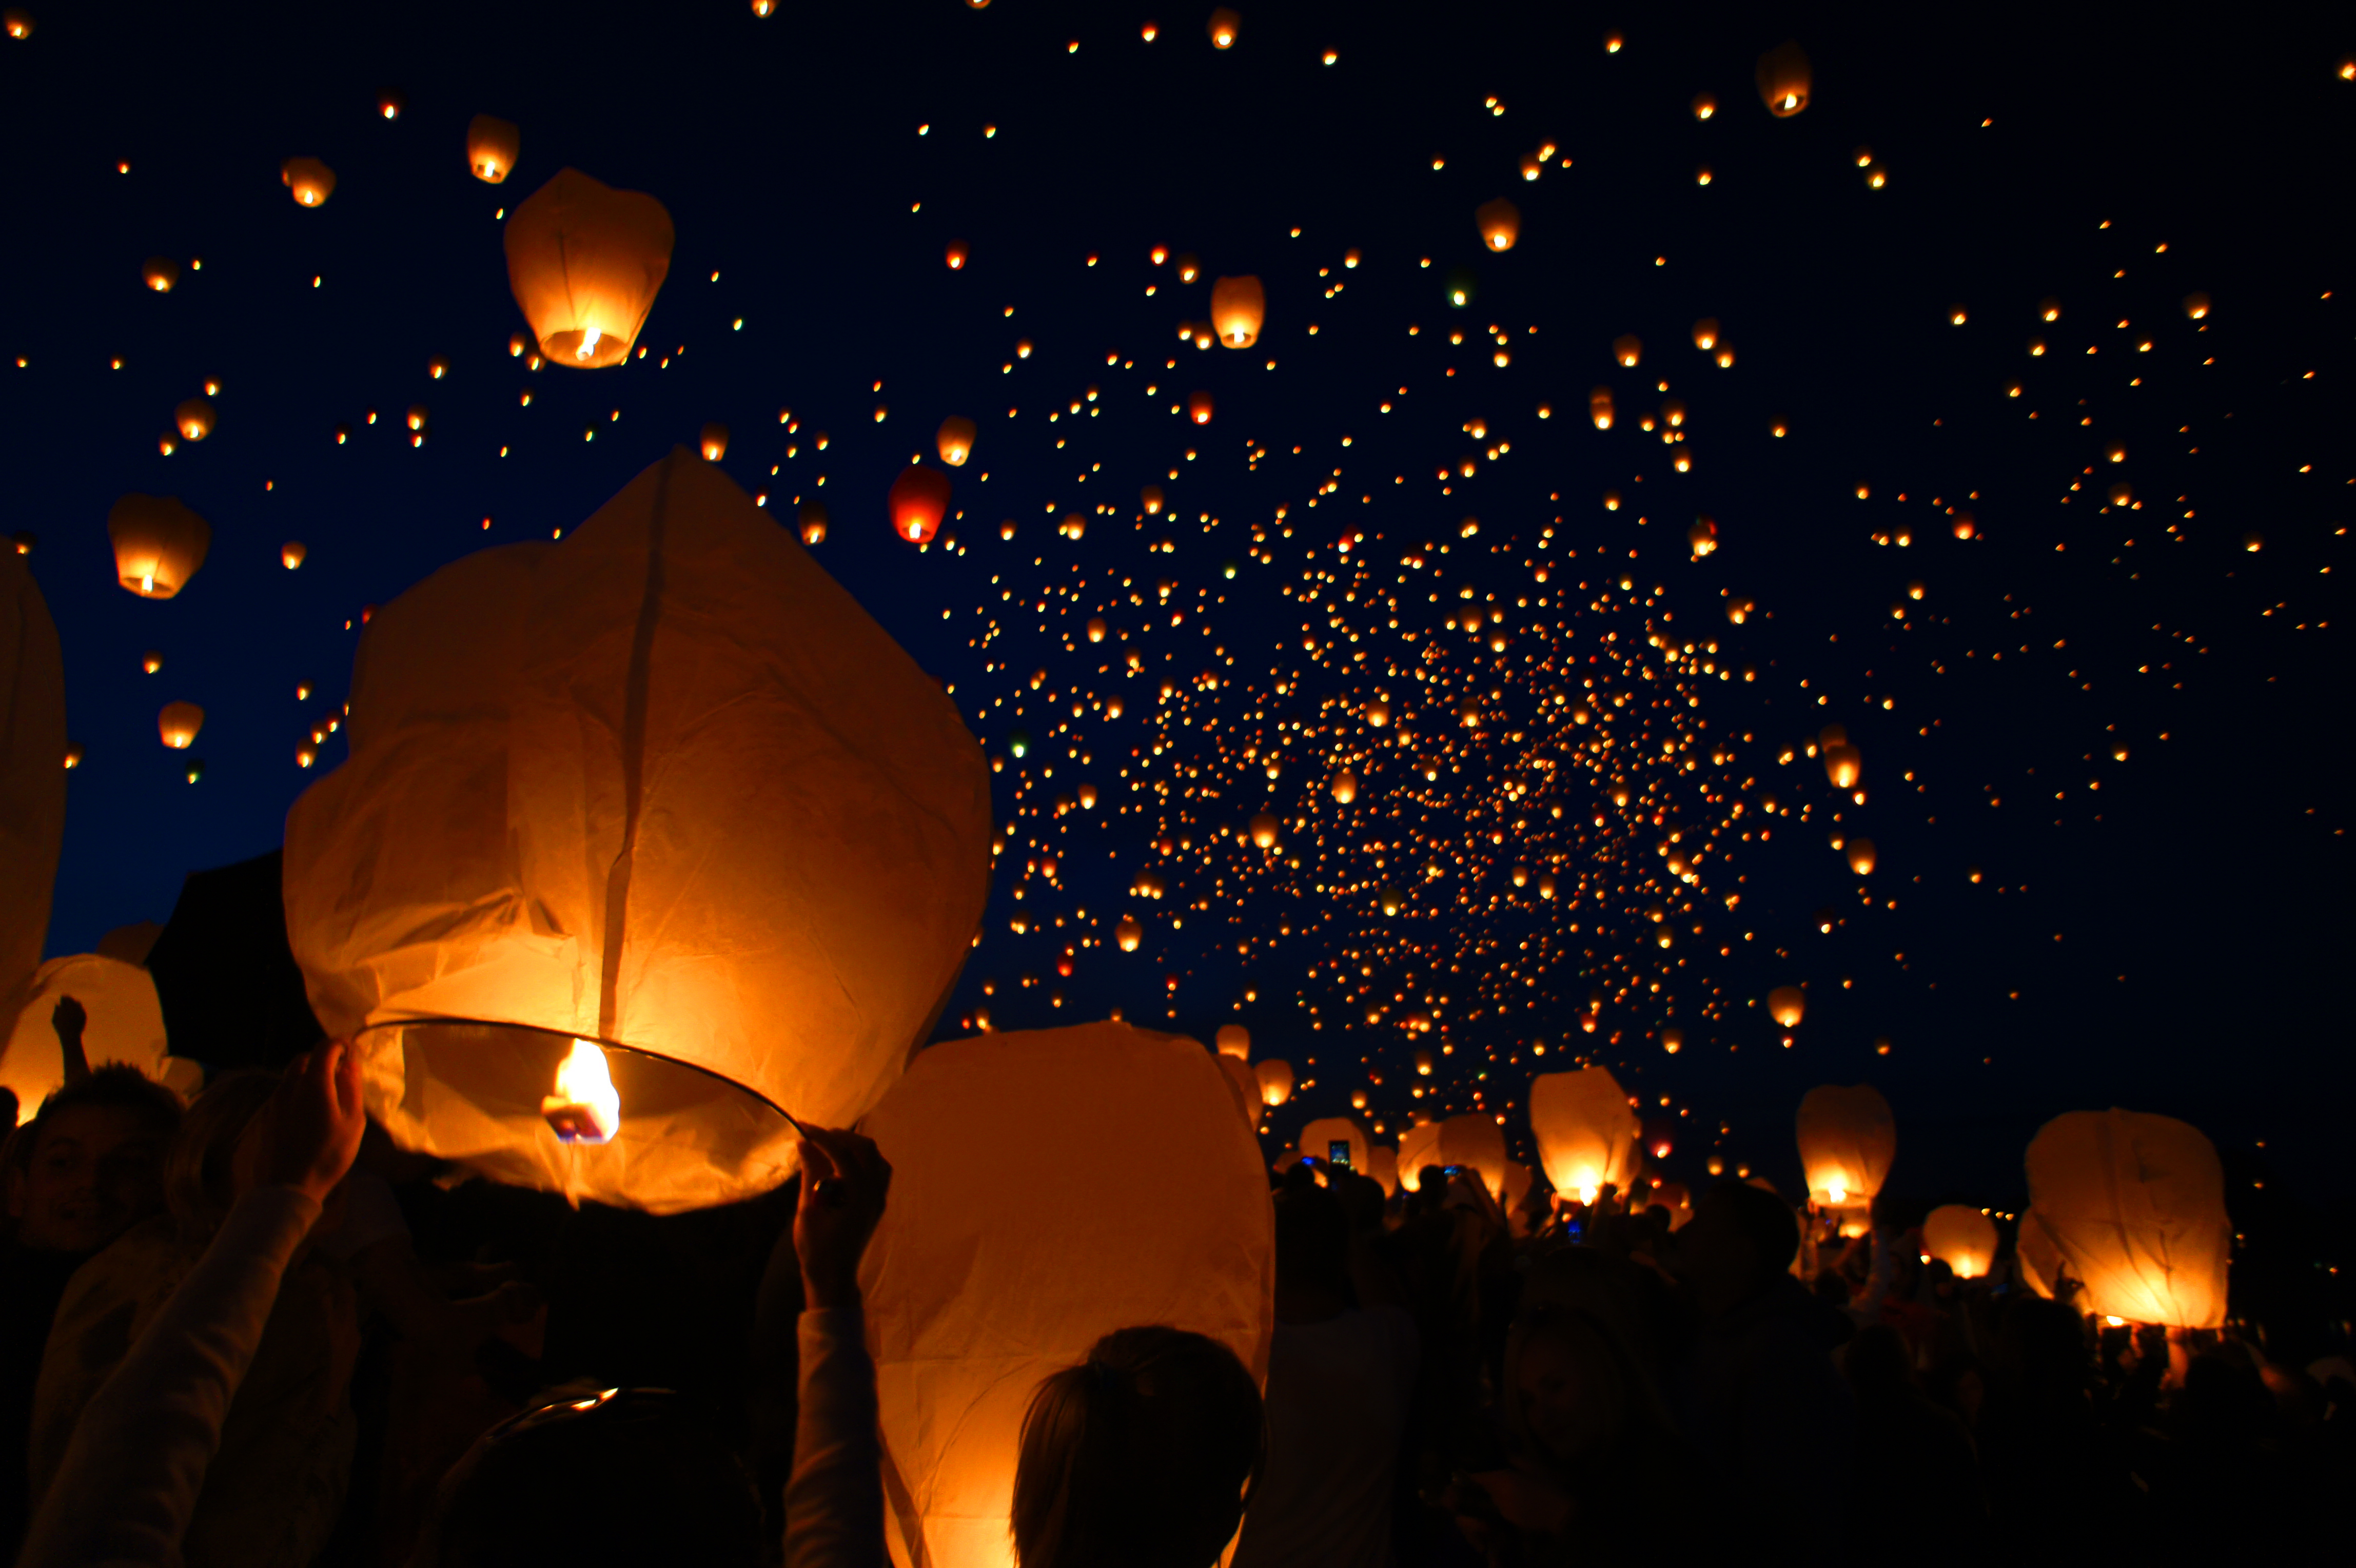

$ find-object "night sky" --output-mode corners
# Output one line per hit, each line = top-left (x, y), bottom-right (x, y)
(5, 1), (2350, 1204)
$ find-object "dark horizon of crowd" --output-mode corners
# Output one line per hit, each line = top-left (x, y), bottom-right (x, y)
(3, 1015), (2352, 1568)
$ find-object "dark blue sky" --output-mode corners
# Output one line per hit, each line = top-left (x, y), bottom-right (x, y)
(4, 0), (2349, 1202)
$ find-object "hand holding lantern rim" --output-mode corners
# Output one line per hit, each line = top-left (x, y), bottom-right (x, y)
(252, 1040), (368, 1207)
(794, 1124), (892, 1311)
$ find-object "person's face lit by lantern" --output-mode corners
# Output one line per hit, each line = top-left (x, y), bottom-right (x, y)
(1512, 1316), (1631, 1468)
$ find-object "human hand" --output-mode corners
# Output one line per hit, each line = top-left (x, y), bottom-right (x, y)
(794, 1125), (891, 1311)
(50, 995), (86, 1041)
(252, 1040), (367, 1206)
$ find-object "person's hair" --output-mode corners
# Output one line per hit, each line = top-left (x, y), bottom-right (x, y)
(165, 1069), (280, 1244)
(1700, 1179), (1799, 1289)
(1503, 1302), (1675, 1458)
(1012, 1326), (1264, 1568)
(6, 1064), (184, 1179)
(413, 1386), (763, 1567)
(1273, 1186), (1350, 1297)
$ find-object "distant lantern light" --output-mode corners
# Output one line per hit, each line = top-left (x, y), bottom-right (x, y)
(1209, 275), (1266, 347)
(945, 239), (969, 270)
(1589, 387), (1615, 429)
(797, 499), (829, 545)
(1330, 769), (1358, 804)
(282, 156), (337, 207)
(281, 541), (307, 570)
(1141, 484), (1165, 515)
(467, 114), (521, 183)
(1768, 986), (1805, 1028)
(142, 256), (179, 293)
(1248, 812), (1280, 849)
(1921, 1205), (1998, 1279)
(1187, 390), (1214, 424)
(1475, 197), (1521, 252)
(1115, 915), (1142, 951)
(1755, 40), (1811, 116)
(889, 464), (952, 544)
(107, 495), (210, 599)
(1846, 837), (1876, 875)
(2183, 292), (2211, 320)
(1207, 8), (1239, 49)
(700, 423), (729, 461)
(173, 398), (215, 442)
(936, 415), (977, 466)
(157, 701), (204, 750)
(504, 167), (675, 369)
(1691, 92), (1715, 120)
(1692, 317), (1719, 350)
(1255, 1058), (1293, 1107)
(1687, 516), (1717, 556)
(1613, 334), (1642, 367)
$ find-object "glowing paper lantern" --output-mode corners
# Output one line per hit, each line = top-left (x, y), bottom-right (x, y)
(1529, 1066), (1639, 1204)
(1440, 1113), (1508, 1200)
(1612, 335), (1642, 367)
(2024, 1108), (2229, 1327)
(1209, 275), (1266, 347)
(281, 542), (306, 570)
(504, 168), (675, 369)
(1475, 197), (1521, 252)
(944, 240), (968, 270)
(858, 1022), (1274, 1568)
(1368, 1145), (1399, 1197)
(935, 415), (976, 466)
(141, 256), (179, 293)
(1589, 387), (1614, 429)
(1254, 1057), (1293, 1107)
(1206, 7), (1239, 48)
(1921, 1205), (1998, 1279)
(699, 422), (729, 462)
(467, 114), (520, 183)
(173, 398), (215, 442)
(1216, 1052), (1260, 1121)
(1795, 1083), (1895, 1224)
(1, 956), (183, 1126)
(1247, 812), (1281, 849)
(1768, 986), (1805, 1028)
(889, 465), (952, 544)
(1299, 1115), (1368, 1173)
(1395, 1120), (1442, 1190)
(156, 702), (203, 750)
(1114, 915), (1142, 951)
(1329, 769), (1358, 804)
(1187, 390), (1215, 424)
(1755, 41), (1811, 116)
(281, 156), (336, 207)
(2015, 1207), (2062, 1299)
(1215, 1023), (1251, 1060)
(1846, 838), (1876, 875)
(1692, 318), (1720, 350)
(1823, 742), (1861, 790)
(797, 499), (828, 546)
(1141, 484), (1165, 515)
(284, 450), (992, 1213)
(0, 553), (66, 1035)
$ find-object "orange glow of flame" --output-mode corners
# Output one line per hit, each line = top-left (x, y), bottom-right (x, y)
(543, 1037), (620, 1144)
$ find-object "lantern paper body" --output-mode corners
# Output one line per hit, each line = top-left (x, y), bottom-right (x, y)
(857, 1023), (1273, 1568)
(699, 423), (728, 461)
(1756, 41), (1812, 116)
(1254, 1057), (1293, 1107)
(1367, 1145), (1399, 1197)
(283, 450), (993, 1213)
(1440, 1113), (1508, 1200)
(1396, 1121), (1441, 1190)
(281, 156), (336, 206)
(467, 113), (520, 183)
(2025, 1108), (2230, 1328)
(1215, 1052), (1260, 1123)
(1768, 986), (1805, 1028)
(2015, 1208), (2062, 1300)
(504, 168), (674, 369)
(1215, 1023), (1250, 1060)
(935, 415), (976, 467)
(1209, 275), (1265, 348)
(1475, 197), (1521, 252)
(1529, 1067), (1639, 1203)
(156, 702), (203, 750)
(1298, 1115), (1367, 1174)
(1922, 1205), (1998, 1280)
(1796, 1083), (1896, 1222)
(0, 554), (66, 1032)
(1, 956), (183, 1124)
(888, 465), (950, 544)
(107, 494), (210, 599)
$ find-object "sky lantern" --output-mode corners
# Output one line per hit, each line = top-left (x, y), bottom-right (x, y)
(107, 495), (210, 598)
(173, 398), (215, 442)
(859, 1021), (1272, 1568)
(1330, 769), (1358, 803)
(699, 422), (728, 461)
(1475, 197), (1521, 252)
(1115, 915), (1142, 951)
(1367, 1146), (1399, 1197)
(1396, 1120), (1442, 1189)
(1207, 8), (1239, 49)
(2025, 1109), (2230, 1327)
(1299, 1115), (1369, 1173)
(936, 415), (976, 466)
(0, 552), (66, 1042)
(1529, 1066), (1639, 1205)
(1254, 1057), (1293, 1107)
(1215, 1022), (1250, 1060)
(1845, 837), (1876, 875)
(281, 542), (307, 570)
(283, 451), (992, 1213)
(1215, 1052), (1259, 1120)
(466, 113), (520, 182)
(1768, 986), (1804, 1028)
(1612, 335), (1642, 367)
(1209, 275), (1266, 347)
(1589, 387), (1614, 429)
(1248, 812), (1281, 849)
(504, 168), (675, 369)
(1921, 1205), (1998, 1279)
(1086, 616), (1107, 642)
(1796, 1083), (1895, 1228)
(1687, 517), (1717, 556)
(1755, 40), (1811, 116)
(2183, 292), (2210, 320)
(889, 465), (952, 544)
(1440, 1113), (1508, 1200)
(2015, 1208), (2063, 1299)
(2, 11), (30, 40)
(1692, 317), (1719, 350)
(142, 256), (179, 293)
(1142, 483), (1165, 515)
(944, 239), (969, 270)
(797, 499), (828, 545)
(1187, 390), (1215, 424)
(1, 956), (188, 1127)
(157, 701), (204, 750)
(281, 156), (336, 206)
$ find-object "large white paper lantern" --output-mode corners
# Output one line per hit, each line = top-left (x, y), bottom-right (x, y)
(2025, 1108), (2229, 1327)
(1528, 1066), (1639, 1204)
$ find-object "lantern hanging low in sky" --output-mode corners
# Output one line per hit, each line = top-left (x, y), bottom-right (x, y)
(106, 494), (210, 599)
(466, 113), (520, 183)
(1253, 1057), (1293, 1107)
(1766, 986), (1805, 1029)
(173, 398), (215, 442)
(1589, 387), (1614, 429)
(1755, 40), (1812, 116)
(1529, 1066), (1639, 1205)
(1795, 1082), (1895, 1226)
(281, 156), (336, 206)
(797, 499), (828, 545)
(156, 701), (204, 750)
(0, 955), (199, 1125)
(935, 415), (976, 466)
(889, 465), (951, 544)
(1141, 483), (1165, 515)
(1248, 812), (1280, 849)
(2025, 1108), (2230, 1327)
(504, 168), (675, 369)
(1215, 1023), (1250, 1060)
(1330, 769), (1357, 803)
(1209, 275), (1265, 347)
(858, 1022), (1273, 1568)
(699, 422), (728, 461)
(1612, 334), (1642, 367)
(1846, 837), (1876, 875)
(283, 450), (993, 1212)
(1298, 1115), (1369, 1174)
(1921, 1204), (1998, 1279)
(0, 554), (66, 1037)
(1475, 197), (1521, 252)
(1206, 7), (1239, 49)
(142, 256), (179, 293)
(1187, 390), (1215, 424)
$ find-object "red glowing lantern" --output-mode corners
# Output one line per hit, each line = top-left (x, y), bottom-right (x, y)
(890, 465), (952, 544)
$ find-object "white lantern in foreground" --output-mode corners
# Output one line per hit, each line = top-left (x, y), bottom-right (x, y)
(1796, 1082), (1896, 1233)
(2025, 1108), (2229, 1328)
(1529, 1066), (1639, 1205)
(1, 553), (66, 1034)
(858, 1022), (1273, 1568)
(285, 450), (992, 1212)
(1921, 1204), (1998, 1279)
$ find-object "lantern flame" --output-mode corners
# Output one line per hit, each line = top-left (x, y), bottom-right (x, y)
(542, 1037), (620, 1144)
(577, 326), (602, 363)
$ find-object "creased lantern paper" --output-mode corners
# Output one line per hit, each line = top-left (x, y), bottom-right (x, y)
(1529, 1066), (1639, 1203)
(284, 449), (992, 1213)
(2025, 1108), (2230, 1328)
(858, 1022), (1275, 1568)
(1, 955), (199, 1124)
(1, 553), (66, 1038)
(1795, 1082), (1897, 1217)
